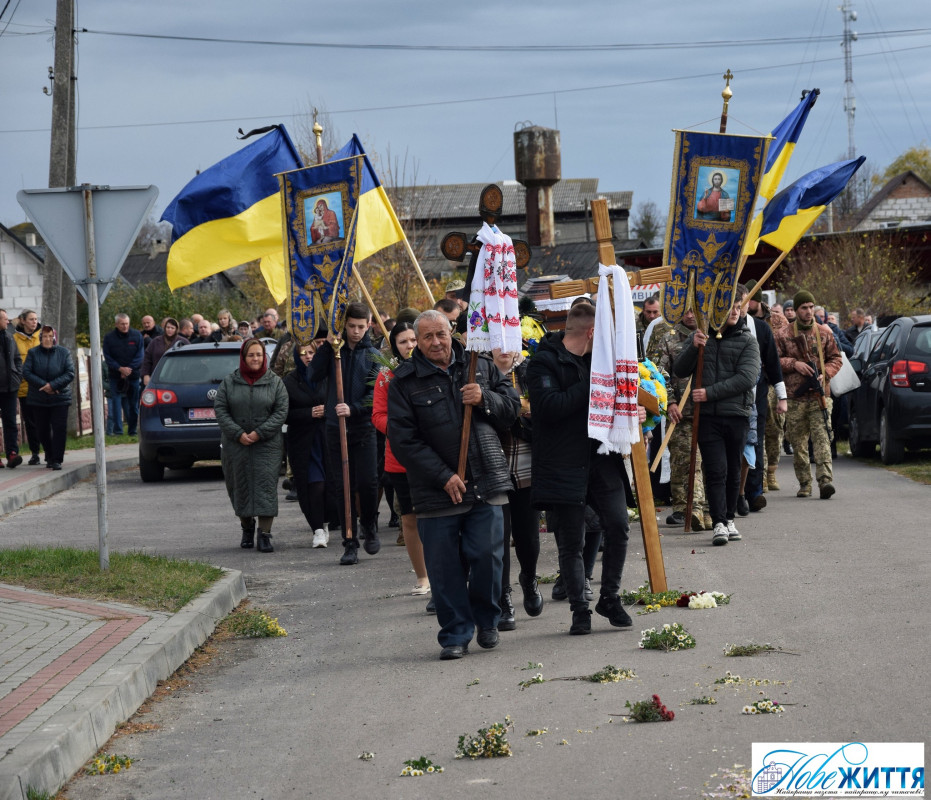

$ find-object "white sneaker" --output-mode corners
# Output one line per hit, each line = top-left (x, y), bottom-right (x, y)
(312, 529), (329, 548)
(726, 519), (741, 541)
(712, 522), (729, 546)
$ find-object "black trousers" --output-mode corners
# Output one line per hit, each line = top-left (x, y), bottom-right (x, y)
(33, 404), (69, 464)
(546, 455), (630, 611)
(324, 424), (379, 539)
(0, 391), (18, 457)
(697, 414), (748, 526)
(19, 398), (42, 455)
(501, 486), (540, 592)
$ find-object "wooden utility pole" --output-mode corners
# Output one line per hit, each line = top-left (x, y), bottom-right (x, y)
(590, 199), (668, 592)
(44, 0), (79, 432)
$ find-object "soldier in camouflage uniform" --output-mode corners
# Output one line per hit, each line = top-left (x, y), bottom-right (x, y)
(775, 290), (842, 499)
(651, 308), (709, 531)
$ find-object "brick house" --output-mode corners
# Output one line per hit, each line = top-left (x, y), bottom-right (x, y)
(0, 223), (44, 313)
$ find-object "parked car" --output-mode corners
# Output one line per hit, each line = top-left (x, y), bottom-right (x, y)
(138, 341), (243, 481)
(848, 315), (931, 463)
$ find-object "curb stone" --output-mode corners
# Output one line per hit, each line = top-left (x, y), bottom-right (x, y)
(0, 569), (247, 800)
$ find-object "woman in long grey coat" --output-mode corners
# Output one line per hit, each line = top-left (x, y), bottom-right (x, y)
(214, 338), (288, 552)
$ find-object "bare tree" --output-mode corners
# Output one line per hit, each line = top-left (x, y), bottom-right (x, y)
(630, 201), (663, 247)
(778, 230), (923, 322)
(291, 99), (342, 165)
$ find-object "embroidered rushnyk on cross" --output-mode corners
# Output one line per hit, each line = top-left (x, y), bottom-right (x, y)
(588, 263), (640, 454)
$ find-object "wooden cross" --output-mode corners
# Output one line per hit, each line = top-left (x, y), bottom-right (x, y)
(590, 198), (669, 593)
(440, 184), (532, 271)
(439, 184), (532, 480)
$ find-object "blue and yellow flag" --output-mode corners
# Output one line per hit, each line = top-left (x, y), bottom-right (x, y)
(280, 156), (366, 345)
(160, 126), (303, 300)
(662, 130), (769, 330)
(330, 134), (406, 262)
(757, 156), (866, 253)
(758, 91), (819, 203)
(743, 91), (819, 255)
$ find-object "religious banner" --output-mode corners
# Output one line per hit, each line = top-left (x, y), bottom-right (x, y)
(662, 131), (769, 330)
(280, 156), (364, 345)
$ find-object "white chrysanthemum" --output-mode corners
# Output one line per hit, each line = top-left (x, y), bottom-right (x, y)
(742, 705), (754, 714)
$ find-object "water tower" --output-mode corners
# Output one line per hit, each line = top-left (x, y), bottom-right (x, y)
(514, 123), (561, 247)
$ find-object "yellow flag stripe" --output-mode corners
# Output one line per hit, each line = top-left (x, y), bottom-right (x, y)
(166, 193), (283, 291)
(759, 204), (826, 253)
(758, 141), (796, 203)
(353, 185), (405, 263)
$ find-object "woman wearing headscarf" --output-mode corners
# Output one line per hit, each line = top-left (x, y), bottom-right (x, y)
(22, 326), (75, 471)
(214, 338), (288, 553)
(142, 317), (189, 385)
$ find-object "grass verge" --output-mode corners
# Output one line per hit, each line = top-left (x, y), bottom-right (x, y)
(65, 433), (136, 451)
(0, 547), (224, 612)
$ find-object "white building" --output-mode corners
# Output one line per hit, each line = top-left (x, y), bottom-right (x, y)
(0, 223), (44, 314)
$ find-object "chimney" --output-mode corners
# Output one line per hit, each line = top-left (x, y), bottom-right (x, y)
(514, 124), (561, 247)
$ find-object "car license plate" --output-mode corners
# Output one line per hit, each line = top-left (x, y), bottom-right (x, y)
(189, 408), (216, 421)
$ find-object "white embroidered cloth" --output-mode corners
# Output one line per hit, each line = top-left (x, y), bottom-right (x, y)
(588, 264), (640, 454)
(466, 222), (522, 354)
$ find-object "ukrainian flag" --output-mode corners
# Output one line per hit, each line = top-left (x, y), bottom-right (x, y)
(757, 156), (866, 252)
(160, 126), (303, 299)
(758, 90), (819, 202)
(330, 135), (405, 261)
(743, 91), (819, 254)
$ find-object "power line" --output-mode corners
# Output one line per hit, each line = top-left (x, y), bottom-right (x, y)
(2, 42), (931, 135)
(77, 25), (931, 53)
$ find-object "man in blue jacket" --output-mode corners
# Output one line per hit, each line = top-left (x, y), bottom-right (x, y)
(102, 313), (144, 436)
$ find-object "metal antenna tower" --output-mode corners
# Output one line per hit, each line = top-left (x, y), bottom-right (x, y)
(840, 1), (858, 161)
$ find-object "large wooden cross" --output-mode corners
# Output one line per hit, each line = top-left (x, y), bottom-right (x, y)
(439, 184), (532, 480)
(590, 198), (669, 592)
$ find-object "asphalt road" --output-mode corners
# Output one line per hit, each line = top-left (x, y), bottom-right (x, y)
(4, 454), (928, 800)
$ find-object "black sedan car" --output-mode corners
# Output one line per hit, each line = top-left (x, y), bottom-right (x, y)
(848, 315), (931, 463)
(138, 341), (244, 481)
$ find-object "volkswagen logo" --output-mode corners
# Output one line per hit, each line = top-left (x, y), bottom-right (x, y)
(207, 389), (218, 400)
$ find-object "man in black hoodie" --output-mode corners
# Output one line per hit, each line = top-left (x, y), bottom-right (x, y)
(308, 302), (381, 564)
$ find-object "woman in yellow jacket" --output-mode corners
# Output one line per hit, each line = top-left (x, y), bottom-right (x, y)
(13, 309), (42, 464)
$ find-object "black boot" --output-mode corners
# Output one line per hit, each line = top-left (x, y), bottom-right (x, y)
(340, 539), (359, 565)
(569, 608), (592, 635)
(594, 594), (632, 627)
(518, 572), (544, 617)
(498, 587), (516, 631)
(257, 531), (274, 553)
(240, 519), (255, 549)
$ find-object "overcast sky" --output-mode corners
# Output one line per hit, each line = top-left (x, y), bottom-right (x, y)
(2, 0), (930, 238)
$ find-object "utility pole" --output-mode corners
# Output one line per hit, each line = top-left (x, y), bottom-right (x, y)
(44, 0), (79, 428)
(841, 2), (858, 199)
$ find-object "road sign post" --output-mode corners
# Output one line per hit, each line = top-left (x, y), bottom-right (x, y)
(17, 184), (158, 571)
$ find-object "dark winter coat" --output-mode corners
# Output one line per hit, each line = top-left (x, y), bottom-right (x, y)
(285, 357), (327, 478)
(308, 331), (379, 430)
(673, 316), (760, 418)
(142, 335), (189, 380)
(214, 368), (288, 518)
(0, 328), (23, 393)
(22, 345), (75, 406)
(526, 331), (634, 509)
(102, 327), (144, 380)
(387, 340), (520, 515)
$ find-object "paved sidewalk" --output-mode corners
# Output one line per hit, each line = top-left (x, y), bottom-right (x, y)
(0, 446), (246, 800)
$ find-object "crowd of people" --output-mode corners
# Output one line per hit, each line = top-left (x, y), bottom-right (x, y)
(0, 280), (875, 660)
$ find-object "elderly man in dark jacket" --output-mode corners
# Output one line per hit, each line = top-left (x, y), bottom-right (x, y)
(102, 313), (144, 436)
(527, 302), (642, 636)
(674, 287), (760, 546)
(388, 310), (520, 660)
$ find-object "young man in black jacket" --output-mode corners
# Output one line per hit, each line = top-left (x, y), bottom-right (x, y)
(388, 310), (520, 660)
(527, 303), (643, 636)
(673, 287), (760, 546)
(308, 302), (381, 564)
